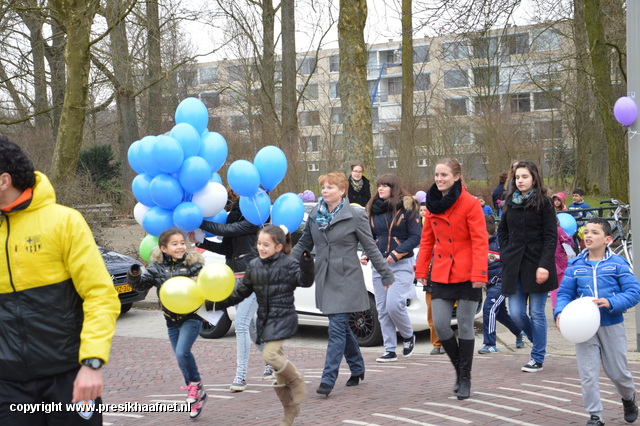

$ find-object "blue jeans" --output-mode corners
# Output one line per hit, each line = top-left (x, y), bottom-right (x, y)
(508, 282), (548, 364)
(482, 282), (522, 346)
(234, 293), (263, 380)
(321, 313), (365, 387)
(167, 319), (202, 384)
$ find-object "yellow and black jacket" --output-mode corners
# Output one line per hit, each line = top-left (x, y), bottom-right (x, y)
(0, 172), (120, 381)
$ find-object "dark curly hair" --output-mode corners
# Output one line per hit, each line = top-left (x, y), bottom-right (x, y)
(0, 136), (36, 191)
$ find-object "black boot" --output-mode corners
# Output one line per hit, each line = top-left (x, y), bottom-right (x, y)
(439, 336), (460, 393)
(457, 339), (475, 400)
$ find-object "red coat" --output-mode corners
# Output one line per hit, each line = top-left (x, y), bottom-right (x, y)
(415, 186), (488, 284)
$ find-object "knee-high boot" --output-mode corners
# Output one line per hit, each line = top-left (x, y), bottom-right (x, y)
(438, 336), (460, 393)
(273, 360), (306, 425)
(456, 339), (475, 400)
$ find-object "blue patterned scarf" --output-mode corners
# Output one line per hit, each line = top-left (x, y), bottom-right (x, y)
(316, 198), (344, 232)
(511, 189), (535, 205)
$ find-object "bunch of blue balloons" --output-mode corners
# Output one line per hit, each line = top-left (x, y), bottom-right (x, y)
(128, 97), (305, 240)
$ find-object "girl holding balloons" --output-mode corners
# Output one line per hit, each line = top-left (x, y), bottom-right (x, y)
(127, 228), (208, 420)
(214, 225), (315, 426)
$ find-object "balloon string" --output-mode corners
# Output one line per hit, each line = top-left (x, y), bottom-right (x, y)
(630, 131), (637, 140)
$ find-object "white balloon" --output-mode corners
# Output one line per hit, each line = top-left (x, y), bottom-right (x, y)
(133, 202), (150, 226)
(559, 297), (600, 343)
(192, 181), (228, 217)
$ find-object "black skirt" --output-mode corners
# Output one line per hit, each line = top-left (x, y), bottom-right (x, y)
(431, 281), (482, 302)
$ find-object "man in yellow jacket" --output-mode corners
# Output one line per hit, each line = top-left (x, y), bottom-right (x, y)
(0, 136), (120, 425)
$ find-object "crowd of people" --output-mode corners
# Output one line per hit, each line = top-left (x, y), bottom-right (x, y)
(2, 136), (639, 426)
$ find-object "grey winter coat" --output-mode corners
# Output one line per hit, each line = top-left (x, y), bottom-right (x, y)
(292, 199), (395, 314)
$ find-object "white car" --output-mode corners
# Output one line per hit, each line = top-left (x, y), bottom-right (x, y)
(196, 205), (480, 347)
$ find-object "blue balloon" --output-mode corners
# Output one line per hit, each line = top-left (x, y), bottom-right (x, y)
(210, 172), (223, 184)
(178, 156), (211, 194)
(127, 141), (145, 174)
(239, 189), (271, 226)
(254, 145), (287, 191)
(137, 135), (162, 177)
(142, 206), (175, 237)
(152, 135), (184, 173)
(170, 122), (201, 159)
(132, 173), (156, 207)
(149, 174), (184, 210)
(175, 97), (209, 135)
(271, 193), (305, 233)
(228, 160), (261, 197)
(199, 131), (228, 173)
(173, 202), (203, 232)
(558, 212), (578, 236)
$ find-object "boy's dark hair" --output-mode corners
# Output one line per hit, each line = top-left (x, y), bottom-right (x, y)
(485, 214), (496, 236)
(0, 136), (36, 191)
(420, 202), (426, 207)
(572, 188), (585, 197)
(260, 224), (292, 255)
(587, 217), (612, 237)
(158, 228), (187, 247)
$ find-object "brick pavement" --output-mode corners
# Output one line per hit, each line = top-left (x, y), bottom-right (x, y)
(102, 330), (640, 426)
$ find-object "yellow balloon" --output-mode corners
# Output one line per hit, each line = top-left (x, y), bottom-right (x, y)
(197, 263), (236, 302)
(159, 276), (204, 314)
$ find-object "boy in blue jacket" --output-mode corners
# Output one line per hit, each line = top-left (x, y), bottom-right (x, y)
(554, 218), (640, 426)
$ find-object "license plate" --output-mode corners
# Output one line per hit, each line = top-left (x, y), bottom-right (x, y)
(115, 284), (132, 294)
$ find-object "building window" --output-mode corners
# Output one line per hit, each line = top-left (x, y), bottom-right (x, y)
(199, 67), (218, 85)
(445, 98), (468, 116)
(472, 66), (499, 87)
(532, 28), (561, 51)
(443, 41), (469, 61)
(307, 163), (319, 172)
(387, 77), (402, 95)
(297, 57), (317, 75)
(299, 83), (318, 100)
(471, 36), (499, 59)
(228, 65), (244, 82)
(510, 93), (531, 113)
(299, 110), (320, 126)
(535, 120), (563, 140)
(380, 49), (397, 64)
(330, 81), (340, 99)
(444, 68), (468, 89)
(231, 115), (249, 131)
(418, 159), (428, 168)
(413, 44), (430, 63)
(331, 107), (343, 125)
(367, 51), (378, 69)
(473, 95), (500, 115)
(329, 55), (340, 73)
(533, 90), (561, 110)
(414, 73), (431, 91)
(503, 33), (530, 55)
(200, 92), (220, 109)
(388, 159), (397, 168)
(301, 135), (319, 152)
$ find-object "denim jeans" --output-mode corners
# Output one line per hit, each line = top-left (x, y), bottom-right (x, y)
(508, 282), (548, 364)
(482, 282), (522, 346)
(234, 293), (263, 380)
(321, 313), (365, 387)
(167, 318), (202, 384)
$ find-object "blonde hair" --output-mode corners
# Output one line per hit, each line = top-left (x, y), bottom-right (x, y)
(318, 172), (349, 193)
(436, 158), (463, 183)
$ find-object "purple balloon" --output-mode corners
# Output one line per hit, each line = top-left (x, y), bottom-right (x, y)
(415, 190), (427, 203)
(614, 96), (638, 127)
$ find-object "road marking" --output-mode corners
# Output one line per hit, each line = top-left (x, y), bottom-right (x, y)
(541, 379), (615, 394)
(522, 383), (583, 396)
(395, 408), (471, 424)
(418, 403), (536, 426)
(342, 421), (382, 425)
(372, 413), (438, 425)
(452, 398), (521, 411)
(475, 392), (587, 416)
(498, 387), (571, 401)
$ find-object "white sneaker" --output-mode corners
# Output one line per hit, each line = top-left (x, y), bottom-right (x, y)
(229, 377), (247, 392)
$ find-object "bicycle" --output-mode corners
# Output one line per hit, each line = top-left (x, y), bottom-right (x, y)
(599, 199), (632, 266)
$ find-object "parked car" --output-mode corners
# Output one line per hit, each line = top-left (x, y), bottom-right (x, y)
(196, 204), (481, 346)
(99, 247), (148, 314)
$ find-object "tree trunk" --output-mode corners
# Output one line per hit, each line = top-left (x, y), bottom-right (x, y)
(398, 0), (415, 186)
(260, 0), (278, 148)
(583, 0), (628, 199)
(50, 0), (99, 184)
(281, 0), (300, 189)
(339, 0), (375, 177)
(145, 0), (163, 135)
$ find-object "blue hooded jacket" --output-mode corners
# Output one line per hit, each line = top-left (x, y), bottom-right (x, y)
(554, 247), (640, 326)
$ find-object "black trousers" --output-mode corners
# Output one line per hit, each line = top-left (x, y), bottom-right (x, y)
(0, 367), (103, 425)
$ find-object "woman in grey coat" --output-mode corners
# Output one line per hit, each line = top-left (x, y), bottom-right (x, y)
(293, 172), (395, 396)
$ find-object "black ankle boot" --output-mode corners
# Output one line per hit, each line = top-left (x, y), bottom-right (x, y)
(316, 382), (333, 396)
(438, 336), (460, 393)
(456, 338), (475, 400)
(623, 393), (638, 423)
(346, 372), (364, 387)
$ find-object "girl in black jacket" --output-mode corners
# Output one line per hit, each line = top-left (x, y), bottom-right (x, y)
(127, 229), (207, 420)
(217, 225), (314, 426)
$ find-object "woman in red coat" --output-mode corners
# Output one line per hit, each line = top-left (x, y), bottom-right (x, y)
(415, 158), (488, 400)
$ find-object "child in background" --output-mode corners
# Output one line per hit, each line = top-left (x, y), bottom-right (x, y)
(127, 229), (207, 420)
(552, 192), (567, 212)
(478, 215), (524, 354)
(568, 188), (593, 219)
(555, 218), (640, 426)
(216, 225), (314, 426)
(478, 196), (493, 215)
(549, 222), (574, 309)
